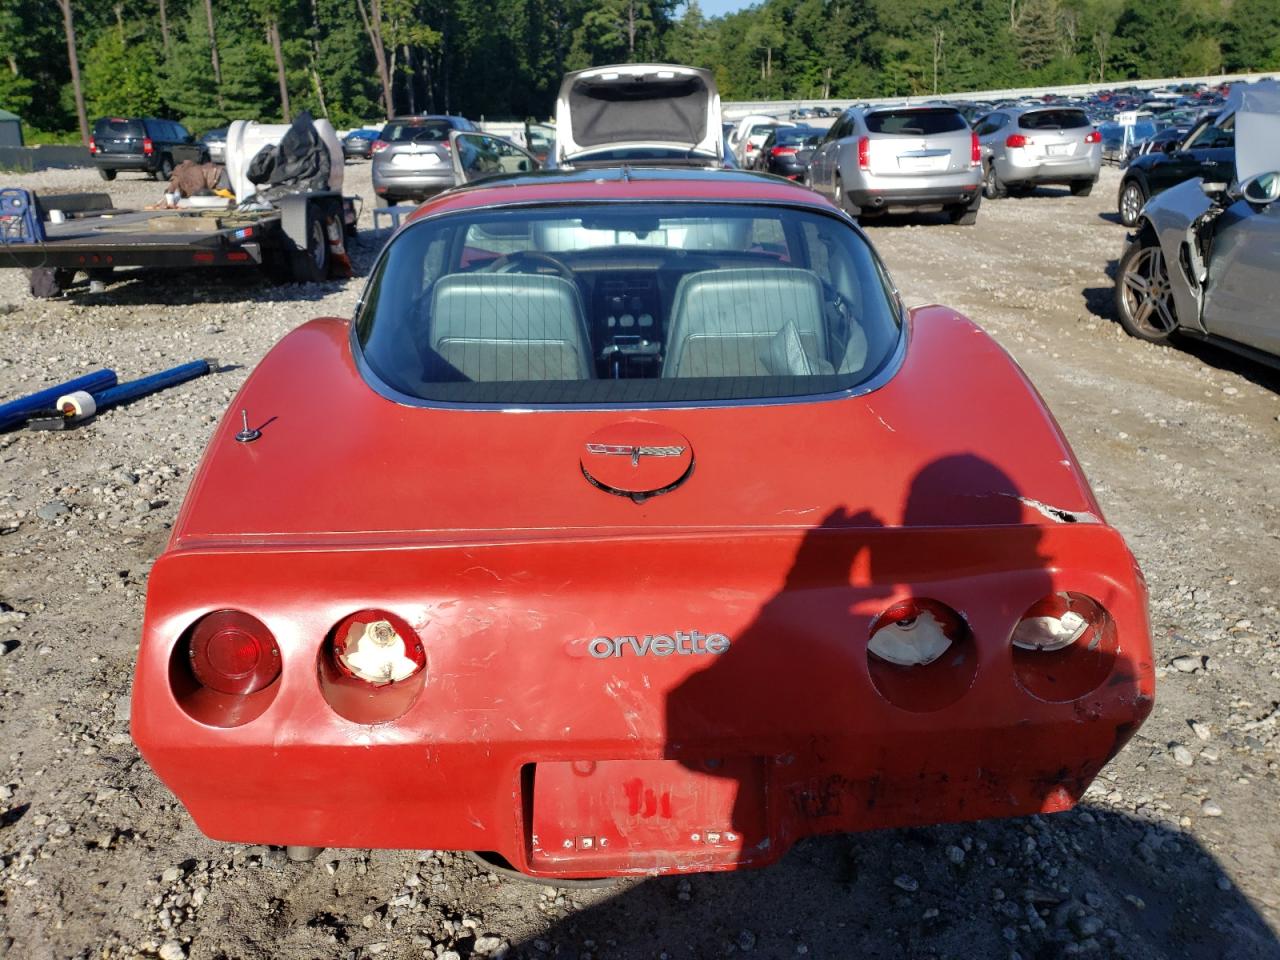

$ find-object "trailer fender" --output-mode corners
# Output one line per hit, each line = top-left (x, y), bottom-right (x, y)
(279, 193), (339, 282)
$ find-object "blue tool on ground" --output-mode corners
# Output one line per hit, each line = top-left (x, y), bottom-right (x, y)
(0, 368), (117, 432)
(28, 360), (215, 430)
(0, 188), (45, 244)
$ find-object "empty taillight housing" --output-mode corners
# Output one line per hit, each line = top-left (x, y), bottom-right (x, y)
(371, 139), (389, 153)
(970, 131), (981, 166)
(1084, 130), (1101, 144)
(1005, 133), (1028, 148)
(142, 136), (154, 156)
(866, 598), (976, 712)
(1011, 592), (1117, 702)
(857, 135), (870, 169)
(320, 609), (428, 724)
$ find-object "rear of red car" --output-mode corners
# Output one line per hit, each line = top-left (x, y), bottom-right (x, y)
(133, 175), (1153, 877)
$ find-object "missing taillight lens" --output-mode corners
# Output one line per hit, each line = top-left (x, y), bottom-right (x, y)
(866, 598), (976, 712)
(868, 599), (964, 666)
(188, 610), (281, 695)
(331, 610), (424, 686)
(1012, 593), (1117, 702)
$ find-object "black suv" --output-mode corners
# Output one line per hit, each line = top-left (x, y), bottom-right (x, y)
(90, 117), (208, 181)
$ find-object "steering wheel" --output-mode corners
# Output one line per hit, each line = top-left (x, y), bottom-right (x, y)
(486, 250), (576, 284)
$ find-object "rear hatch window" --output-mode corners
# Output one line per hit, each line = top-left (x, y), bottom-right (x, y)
(381, 120), (454, 143)
(94, 118), (144, 139)
(865, 109), (967, 135)
(356, 202), (903, 406)
(1019, 110), (1090, 130)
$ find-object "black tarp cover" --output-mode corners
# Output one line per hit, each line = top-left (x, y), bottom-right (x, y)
(245, 110), (331, 203)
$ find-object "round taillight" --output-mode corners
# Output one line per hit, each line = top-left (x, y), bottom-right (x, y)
(867, 598), (976, 713)
(1011, 593), (1117, 702)
(188, 610), (281, 695)
(331, 610), (425, 686)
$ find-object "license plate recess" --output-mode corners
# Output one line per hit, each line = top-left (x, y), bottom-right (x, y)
(529, 757), (768, 873)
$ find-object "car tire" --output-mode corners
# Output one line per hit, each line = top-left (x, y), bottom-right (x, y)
(158, 156), (174, 181)
(1115, 235), (1179, 344)
(982, 163), (1006, 199)
(289, 209), (331, 283)
(833, 175), (860, 218)
(1069, 180), (1094, 197)
(1118, 179), (1146, 227)
(98, 167), (116, 182)
(948, 197), (981, 225)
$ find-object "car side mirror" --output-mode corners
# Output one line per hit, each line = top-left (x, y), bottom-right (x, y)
(1241, 171), (1280, 205)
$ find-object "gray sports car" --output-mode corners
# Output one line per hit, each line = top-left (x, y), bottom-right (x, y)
(1114, 81), (1280, 364)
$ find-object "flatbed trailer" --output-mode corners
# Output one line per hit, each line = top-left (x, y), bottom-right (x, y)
(0, 188), (358, 297)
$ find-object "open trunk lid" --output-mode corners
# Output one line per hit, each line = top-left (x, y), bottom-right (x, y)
(554, 64), (722, 166)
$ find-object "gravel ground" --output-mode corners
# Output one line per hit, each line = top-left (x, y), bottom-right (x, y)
(0, 162), (1277, 960)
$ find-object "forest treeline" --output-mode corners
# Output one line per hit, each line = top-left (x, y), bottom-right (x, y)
(1, 0), (1277, 140)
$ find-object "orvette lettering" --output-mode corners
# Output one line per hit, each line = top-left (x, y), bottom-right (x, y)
(588, 630), (731, 659)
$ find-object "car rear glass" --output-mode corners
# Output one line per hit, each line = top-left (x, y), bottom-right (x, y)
(865, 109), (966, 135)
(94, 118), (144, 138)
(1019, 109), (1090, 130)
(356, 202), (903, 406)
(776, 127), (820, 145)
(381, 120), (454, 143)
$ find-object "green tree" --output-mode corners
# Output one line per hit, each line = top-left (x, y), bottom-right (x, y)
(1223, 0), (1280, 71)
(83, 26), (163, 118)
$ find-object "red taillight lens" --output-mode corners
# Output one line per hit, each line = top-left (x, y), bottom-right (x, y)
(1005, 134), (1028, 148)
(746, 142), (756, 152)
(142, 137), (154, 156)
(331, 610), (425, 686)
(771, 146), (797, 156)
(1084, 130), (1101, 144)
(857, 135), (870, 169)
(88, 136), (97, 154)
(188, 610), (280, 695)
(970, 131), (981, 166)
(441, 140), (451, 152)
(372, 139), (389, 153)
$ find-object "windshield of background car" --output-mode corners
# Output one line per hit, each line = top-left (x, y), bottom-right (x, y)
(381, 120), (454, 143)
(356, 203), (903, 405)
(1019, 109), (1091, 130)
(865, 109), (967, 135)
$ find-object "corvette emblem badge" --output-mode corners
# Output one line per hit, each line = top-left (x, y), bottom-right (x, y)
(585, 442), (686, 467)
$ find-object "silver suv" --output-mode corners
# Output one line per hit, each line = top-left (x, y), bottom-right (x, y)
(804, 105), (983, 224)
(370, 115), (477, 207)
(975, 107), (1101, 199)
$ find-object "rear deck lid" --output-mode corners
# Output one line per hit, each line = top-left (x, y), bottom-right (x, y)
(555, 64), (722, 166)
(863, 107), (971, 177)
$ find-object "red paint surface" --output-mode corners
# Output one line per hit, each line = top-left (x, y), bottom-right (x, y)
(131, 192), (1154, 875)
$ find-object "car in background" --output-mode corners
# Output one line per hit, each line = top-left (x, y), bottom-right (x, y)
(753, 125), (822, 180)
(727, 114), (782, 166)
(370, 115), (478, 206)
(200, 126), (228, 164)
(805, 105), (983, 224)
(1098, 116), (1157, 165)
(975, 106), (1101, 199)
(89, 116), (207, 181)
(1116, 112), (1235, 227)
(133, 159), (1153, 879)
(343, 128), (380, 161)
(735, 119), (794, 167)
(1126, 124), (1192, 164)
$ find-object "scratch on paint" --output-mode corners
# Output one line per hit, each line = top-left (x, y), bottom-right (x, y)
(866, 404), (896, 433)
(604, 676), (643, 740)
(462, 565), (503, 581)
(1008, 495), (1099, 525)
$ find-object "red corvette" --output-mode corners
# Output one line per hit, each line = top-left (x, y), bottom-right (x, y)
(133, 166), (1154, 878)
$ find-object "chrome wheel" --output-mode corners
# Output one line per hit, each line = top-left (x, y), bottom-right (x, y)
(1119, 182), (1144, 226)
(1118, 243), (1178, 340)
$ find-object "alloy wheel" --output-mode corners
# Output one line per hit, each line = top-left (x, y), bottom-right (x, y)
(1120, 245), (1177, 337)
(1120, 183), (1144, 226)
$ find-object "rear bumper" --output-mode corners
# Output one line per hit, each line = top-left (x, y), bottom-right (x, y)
(848, 179), (981, 211)
(93, 154), (155, 172)
(133, 526), (1155, 878)
(371, 163), (455, 197)
(997, 154), (1101, 185)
